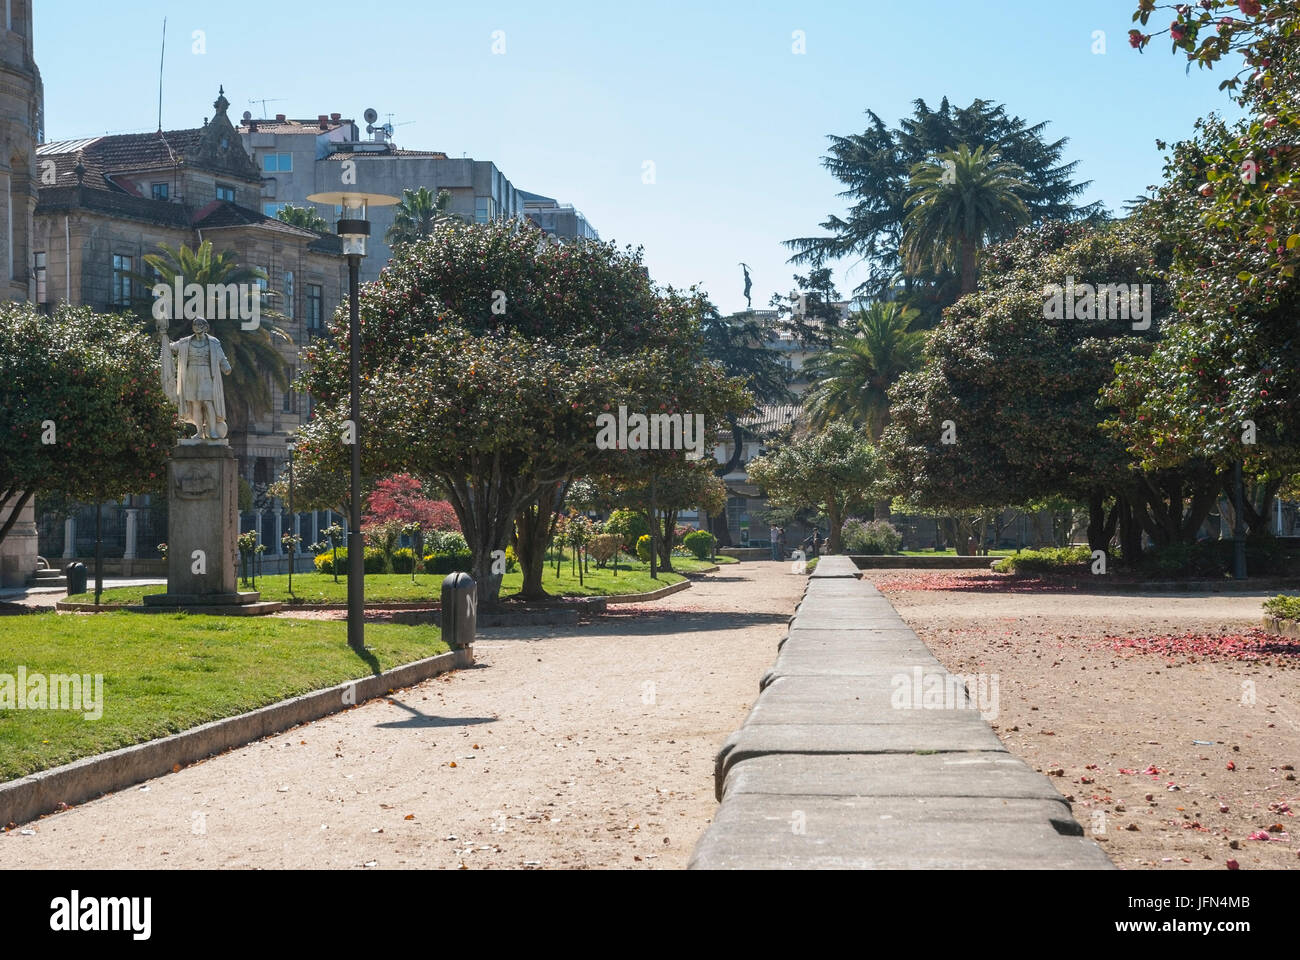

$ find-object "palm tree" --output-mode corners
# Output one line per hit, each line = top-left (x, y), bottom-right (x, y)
(385, 187), (461, 249)
(140, 241), (293, 432)
(902, 144), (1031, 297)
(276, 203), (331, 233)
(801, 300), (923, 440)
(801, 300), (924, 522)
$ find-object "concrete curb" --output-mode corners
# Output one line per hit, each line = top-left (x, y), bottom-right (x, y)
(602, 579), (691, 604)
(0, 646), (474, 829)
(690, 572), (1114, 870)
(1263, 617), (1300, 639)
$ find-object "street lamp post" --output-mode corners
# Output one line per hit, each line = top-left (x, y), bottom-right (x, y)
(286, 440), (295, 596)
(306, 190), (399, 651)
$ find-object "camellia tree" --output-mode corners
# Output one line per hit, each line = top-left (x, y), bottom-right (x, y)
(746, 421), (884, 554)
(0, 303), (178, 599)
(1100, 113), (1300, 535)
(297, 221), (749, 605)
(879, 219), (1215, 559)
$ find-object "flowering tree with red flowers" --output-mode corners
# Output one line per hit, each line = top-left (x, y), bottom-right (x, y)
(364, 473), (459, 532)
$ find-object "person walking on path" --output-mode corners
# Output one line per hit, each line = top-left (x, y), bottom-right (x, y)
(776, 527), (787, 562)
(769, 524), (782, 561)
(811, 529), (823, 558)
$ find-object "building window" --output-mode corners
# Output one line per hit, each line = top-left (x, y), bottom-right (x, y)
(255, 272), (269, 309)
(216, 183), (236, 202)
(151, 182), (169, 201)
(111, 254), (133, 306)
(474, 197), (497, 224)
(306, 283), (322, 330)
(283, 270), (294, 319)
(33, 251), (45, 303)
(282, 366), (296, 413)
(262, 153), (292, 173)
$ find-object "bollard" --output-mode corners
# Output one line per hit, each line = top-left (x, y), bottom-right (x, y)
(440, 572), (476, 649)
(65, 561), (87, 597)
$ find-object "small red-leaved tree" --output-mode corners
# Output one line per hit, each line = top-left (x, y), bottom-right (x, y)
(364, 473), (459, 531)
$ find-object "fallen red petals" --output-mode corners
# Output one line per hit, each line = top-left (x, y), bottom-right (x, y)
(1097, 628), (1300, 663)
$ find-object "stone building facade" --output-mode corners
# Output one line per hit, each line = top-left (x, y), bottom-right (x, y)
(30, 89), (348, 571)
(34, 88), (347, 488)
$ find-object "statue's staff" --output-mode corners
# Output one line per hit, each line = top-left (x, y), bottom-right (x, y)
(157, 315), (178, 408)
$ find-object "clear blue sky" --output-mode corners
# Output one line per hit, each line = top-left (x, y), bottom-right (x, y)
(39, 0), (1242, 314)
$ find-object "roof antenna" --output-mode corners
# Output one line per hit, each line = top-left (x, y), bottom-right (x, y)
(156, 17), (167, 132)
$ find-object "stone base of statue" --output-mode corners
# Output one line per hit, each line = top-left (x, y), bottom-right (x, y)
(142, 443), (281, 615)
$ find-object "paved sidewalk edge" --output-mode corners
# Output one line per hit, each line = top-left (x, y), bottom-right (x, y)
(0, 646), (474, 829)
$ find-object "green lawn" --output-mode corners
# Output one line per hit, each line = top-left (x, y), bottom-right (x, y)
(69, 556), (718, 605)
(0, 612), (447, 782)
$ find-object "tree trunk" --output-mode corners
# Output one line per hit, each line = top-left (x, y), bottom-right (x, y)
(1085, 490), (1107, 553)
(657, 508), (677, 573)
(959, 238), (979, 297)
(826, 500), (843, 554)
(0, 488), (34, 551)
(515, 499), (552, 601)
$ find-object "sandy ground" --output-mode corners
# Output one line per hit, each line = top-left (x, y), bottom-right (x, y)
(866, 571), (1300, 870)
(0, 563), (802, 870)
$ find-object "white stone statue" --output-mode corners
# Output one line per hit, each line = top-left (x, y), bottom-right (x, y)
(159, 317), (233, 441)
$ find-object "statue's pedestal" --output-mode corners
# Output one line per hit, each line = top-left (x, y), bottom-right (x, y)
(143, 442), (281, 615)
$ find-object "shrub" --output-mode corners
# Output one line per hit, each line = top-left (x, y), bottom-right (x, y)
(841, 519), (902, 555)
(635, 534), (652, 562)
(589, 533), (622, 568)
(391, 547), (416, 574)
(993, 545), (1091, 574)
(683, 530), (716, 560)
(421, 551), (473, 575)
(1264, 595), (1300, 621)
(504, 545), (519, 573)
(1139, 537), (1290, 578)
(315, 547), (387, 575)
(425, 530), (469, 555)
(607, 509), (650, 551)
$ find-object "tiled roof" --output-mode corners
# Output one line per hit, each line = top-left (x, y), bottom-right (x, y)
(739, 404), (802, 434)
(322, 149), (450, 160)
(239, 119), (350, 134)
(34, 145), (114, 190)
(36, 118), (258, 188)
(193, 200), (321, 239)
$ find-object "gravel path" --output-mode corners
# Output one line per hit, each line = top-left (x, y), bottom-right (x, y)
(868, 570), (1300, 870)
(0, 563), (801, 870)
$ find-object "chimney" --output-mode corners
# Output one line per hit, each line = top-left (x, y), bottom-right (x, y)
(318, 114), (328, 130)
(248, 119), (258, 133)
(276, 113), (286, 122)
(330, 112), (341, 121)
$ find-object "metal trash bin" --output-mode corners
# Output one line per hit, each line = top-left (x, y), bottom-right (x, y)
(65, 561), (87, 596)
(440, 572), (477, 648)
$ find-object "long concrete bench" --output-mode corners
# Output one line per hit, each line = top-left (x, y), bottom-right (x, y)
(690, 557), (1113, 870)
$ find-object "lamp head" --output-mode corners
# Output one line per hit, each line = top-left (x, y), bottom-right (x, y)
(306, 190), (399, 257)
